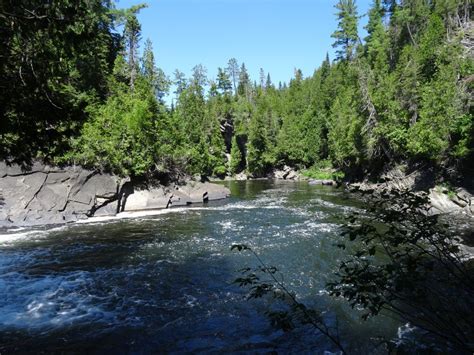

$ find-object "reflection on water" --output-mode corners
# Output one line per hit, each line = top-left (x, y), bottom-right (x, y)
(0, 180), (401, 353)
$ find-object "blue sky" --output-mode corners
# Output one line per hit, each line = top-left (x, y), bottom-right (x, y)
(116, 0), (371, 101)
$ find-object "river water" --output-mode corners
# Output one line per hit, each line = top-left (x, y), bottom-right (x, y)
(0, 180), (405, 353)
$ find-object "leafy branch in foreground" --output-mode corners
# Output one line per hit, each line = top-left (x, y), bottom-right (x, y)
(231, 244), (347, 355)
(327, 189), (474, 353)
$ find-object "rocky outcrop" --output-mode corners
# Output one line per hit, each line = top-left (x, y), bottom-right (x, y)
(119, 181), (231, 211)
(347, 165), (473, 216)
(0, 162), (230, 228)
(429, 188), (474, 215)
(309, 179), (335, 186)
(273, 166), (299, 180)
(0, 162), (122, 227)
(235, 172), (248, 181)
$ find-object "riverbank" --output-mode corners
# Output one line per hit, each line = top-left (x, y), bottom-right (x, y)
(0, 162), (230, 228)
(344, 164), (474, 217)
(215, 163), (474, 217)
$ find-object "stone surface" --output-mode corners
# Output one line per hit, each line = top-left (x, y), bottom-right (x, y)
(286, 170), (298, 180)
(346, 164), (473, 217)
(123, 188), (171, 211)
(235, 172), (248, 181)
(0, 163), (121, 227)
(428, 189), (473, 215)
(0, 161), (231, 227)
(309, 179), (335, 186)
(273, 165), (299, 180)
(176, 181), (230, 203)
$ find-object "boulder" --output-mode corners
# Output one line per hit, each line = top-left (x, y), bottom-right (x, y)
(429, 190), (460, 214)
(122, 188), (171, 211)
(169, 190), (191, 206)
(176, 181), (230, 203)
(285, 170), (299, 180)
(309, 179), (335, 186)
(235, 172), (248, 181)
(273, 165), (298, 180)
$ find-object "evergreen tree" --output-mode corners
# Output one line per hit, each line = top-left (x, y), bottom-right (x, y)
(217, 67), (233, 94)
(331, 0), (359, 61)
(229, 136), (243, 174)
(259, 68), (266, 89)
(227, 58), (240, 94)
(247, 111), (268, 176)
(191, 64), (208, 89)
(0, 0), (120, 162)
(173, 69), (187, 97)
(266, 73), (273, 89)
(121, 4), (148, 91)
(142, 39), (169, 103)
(238, 63), (251, 98)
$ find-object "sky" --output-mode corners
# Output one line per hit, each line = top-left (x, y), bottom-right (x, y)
(116, 0), (371, 102)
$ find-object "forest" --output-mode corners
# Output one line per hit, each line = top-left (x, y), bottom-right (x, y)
(1, 0), (472, 182)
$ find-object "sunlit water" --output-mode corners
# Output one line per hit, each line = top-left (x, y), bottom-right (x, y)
(0, 181), (404, 353)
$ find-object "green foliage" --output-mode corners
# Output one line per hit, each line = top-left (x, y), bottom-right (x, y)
(64, 79), (158, 176)
(229, 136), (244, 174)
(2, 0), (472, 180)
(246, 111), (269, 176)
(302, 160), (345, 181)
(328, 189), (474, 352)
(332, 0), (359, 61)
(327, 86), (363, 167)
(0, 0), (119, 163)
(406, 63), (471, 160)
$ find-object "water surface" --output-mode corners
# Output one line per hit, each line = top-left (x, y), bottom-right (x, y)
(0, 180), (402, 353)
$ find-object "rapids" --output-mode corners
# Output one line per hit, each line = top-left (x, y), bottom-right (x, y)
(0, 180), (403, 353)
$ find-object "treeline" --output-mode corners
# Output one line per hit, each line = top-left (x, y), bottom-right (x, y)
(1, 0), (472, 179)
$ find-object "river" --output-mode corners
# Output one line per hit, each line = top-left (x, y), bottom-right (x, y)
(0, 180), (406, 353)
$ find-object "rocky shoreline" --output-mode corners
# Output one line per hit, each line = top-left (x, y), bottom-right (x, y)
(0, 162), (230, 228)
(220, 164), (473, 217)
(2, 161), (472, 228)
(345, 165), (474, 217)
(218, 165), (338, 186)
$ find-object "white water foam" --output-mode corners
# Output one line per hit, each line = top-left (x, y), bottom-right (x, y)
(0, 225), (68, 246)
(0, 270), (117, 330)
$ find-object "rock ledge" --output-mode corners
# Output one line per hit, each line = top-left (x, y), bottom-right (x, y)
(0, 162), (230, 228)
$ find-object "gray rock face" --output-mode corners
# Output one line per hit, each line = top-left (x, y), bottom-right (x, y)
(117, 181), (230, 212)
(273, 165), (299, 180)
(309, 179), (335, 186)
(346, 165), (473, 216)
(0, 162), (231, 227)
(235, 172), (248, 181)
(176, 181), (230, 203)
(428, 188), (473, 215)
(0, 163), (121, 227)
(122, 188), (171, 211)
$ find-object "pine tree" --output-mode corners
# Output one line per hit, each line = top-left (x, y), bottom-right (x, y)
(247, 112), (268, 176)
(259, 68), (266, 89)
(217, 67), (233, 94)
(331, 0), (359, 61)
(191, 64), (208, 89)
(266, 73), (273, 89)
(122, 4), (148, 91)
(238, 63), (250, 98)
(173, 70), (187, 97)
(0, 0), (119, 162)
(142, 38), (169, 102)
(226, 58), (240, 94)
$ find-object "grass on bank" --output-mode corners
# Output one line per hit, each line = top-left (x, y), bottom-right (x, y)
(301, 160), (345, 181)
